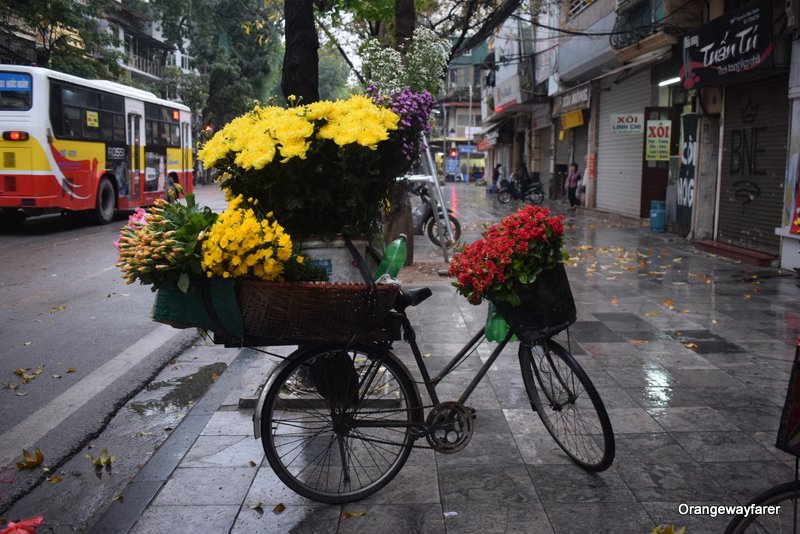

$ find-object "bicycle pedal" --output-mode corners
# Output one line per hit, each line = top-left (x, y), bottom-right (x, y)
(468, 407), (477, 419)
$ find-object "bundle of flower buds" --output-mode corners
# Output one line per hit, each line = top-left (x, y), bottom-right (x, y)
(114, 195), (217, 292)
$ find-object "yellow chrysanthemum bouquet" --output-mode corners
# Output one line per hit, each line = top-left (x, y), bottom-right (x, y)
(198, 94), (412, 239)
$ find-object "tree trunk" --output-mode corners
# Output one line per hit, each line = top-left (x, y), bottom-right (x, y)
(281, 0), (319, 103)
(394, 0), (415, 50)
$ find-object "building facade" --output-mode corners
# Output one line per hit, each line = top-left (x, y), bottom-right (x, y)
(478, 0), (799, 267)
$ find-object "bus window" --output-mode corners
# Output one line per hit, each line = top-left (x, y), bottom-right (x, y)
(64, 106), (81, 137)
(113, 115), (125, 141)
(170, 124), (180, 146)
(63, 87), (97, 109)
(0, 72), (32, 110)
(100, 113), (114, 140)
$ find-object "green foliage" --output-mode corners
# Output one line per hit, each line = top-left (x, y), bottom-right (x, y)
(318, 46), (352, 101)
(0, 0), (122, 77)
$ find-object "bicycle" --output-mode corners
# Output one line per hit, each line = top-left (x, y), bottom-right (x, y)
(250, 284), (616, 504)
(725, 338), (800, 533)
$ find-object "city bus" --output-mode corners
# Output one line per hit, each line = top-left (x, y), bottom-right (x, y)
(0, 65), (193, 225)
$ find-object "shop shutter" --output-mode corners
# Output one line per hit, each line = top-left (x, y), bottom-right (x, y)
(596, 69), (652, 217)
(718, 74), (789, 255)
(572, 125), (589, 171)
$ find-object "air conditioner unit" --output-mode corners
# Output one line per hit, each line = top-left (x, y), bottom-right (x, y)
(616, 0), (646, 13)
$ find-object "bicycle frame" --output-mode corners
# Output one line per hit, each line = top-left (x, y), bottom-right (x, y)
(399, 314), (515, 407)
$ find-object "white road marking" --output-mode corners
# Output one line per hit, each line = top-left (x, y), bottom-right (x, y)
(0, 325), (181, 466)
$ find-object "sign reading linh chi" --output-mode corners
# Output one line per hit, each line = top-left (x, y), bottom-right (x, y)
(610, 113), (644, 135)
(680, 0), (773, 89)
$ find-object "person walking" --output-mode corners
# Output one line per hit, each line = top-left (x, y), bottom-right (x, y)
(566, 162), (582, 210)
(491, 163), (502, 192)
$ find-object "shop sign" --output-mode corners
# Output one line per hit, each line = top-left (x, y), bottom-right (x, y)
(532, 104), (551, 130)
(645, 120), (672, 161)
(677, 114), (699, 225)
(680, 0), (773, 90)
(555, 85), (591, 115)
(611, 113), (644, 135)
(494, 73), (521, 112)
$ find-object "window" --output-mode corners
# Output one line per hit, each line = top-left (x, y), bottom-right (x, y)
(0, 72), (32, 111)
(144, 103), (181, 147)
(50, 82), (125, 142)
(567, 0), (593, 18)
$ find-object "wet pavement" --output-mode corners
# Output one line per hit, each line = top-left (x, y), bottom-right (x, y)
(9, 183), (800, 533)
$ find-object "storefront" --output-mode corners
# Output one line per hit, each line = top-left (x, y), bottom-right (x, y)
(596, 69), (653, 217)
(680, 0), (787, 257)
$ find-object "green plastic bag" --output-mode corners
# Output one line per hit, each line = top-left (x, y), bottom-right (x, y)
(151, 278), (243, 338)
(485, 302), (516, 342)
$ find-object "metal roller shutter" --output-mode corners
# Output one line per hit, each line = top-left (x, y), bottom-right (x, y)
(596, 70), (652, 217)
(718, 75), (789, 255)
(572, 125), (588, 171)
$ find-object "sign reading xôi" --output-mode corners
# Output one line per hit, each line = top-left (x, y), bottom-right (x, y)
(646, 120), (672, 161)
(611, 113), (644, 135)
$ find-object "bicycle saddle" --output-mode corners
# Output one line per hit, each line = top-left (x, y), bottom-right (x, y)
(395, 287), (433, 310)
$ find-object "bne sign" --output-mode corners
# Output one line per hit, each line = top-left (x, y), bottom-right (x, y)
(611, 113), (644, 135)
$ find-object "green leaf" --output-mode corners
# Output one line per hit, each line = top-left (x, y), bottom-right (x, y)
(177, 273), (190, 294)
(518, 273), (528, 284)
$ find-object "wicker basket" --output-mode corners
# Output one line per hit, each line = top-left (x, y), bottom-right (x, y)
(237, 280), (400, 343)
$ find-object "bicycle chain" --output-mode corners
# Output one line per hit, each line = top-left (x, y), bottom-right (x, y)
(340, 402), (471, 451)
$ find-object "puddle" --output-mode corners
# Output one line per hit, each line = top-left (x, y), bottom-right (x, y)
(129, 362), (227, 416)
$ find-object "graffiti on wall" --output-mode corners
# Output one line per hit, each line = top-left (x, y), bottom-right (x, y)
(729, 97), (765, 212)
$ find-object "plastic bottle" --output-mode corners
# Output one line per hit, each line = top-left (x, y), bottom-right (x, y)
(374, 234), (407, 279)
(485, 302), (510, 342)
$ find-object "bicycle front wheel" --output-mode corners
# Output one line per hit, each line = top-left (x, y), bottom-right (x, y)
(519, 340), (614, 471)
(725, 481), (800, 533)
(261, 344), (422, 503)
(498, 190), (512, 203)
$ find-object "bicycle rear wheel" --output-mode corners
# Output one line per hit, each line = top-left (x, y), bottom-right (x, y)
(260, 344), (422, 503)
(519, 340), (614, 471)
(725, 480), (800, 533)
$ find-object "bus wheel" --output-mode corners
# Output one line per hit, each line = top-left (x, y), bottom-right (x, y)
(93, 178), (115, 225)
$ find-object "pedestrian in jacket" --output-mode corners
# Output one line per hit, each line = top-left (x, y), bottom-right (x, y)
(566, 163), (582, 209)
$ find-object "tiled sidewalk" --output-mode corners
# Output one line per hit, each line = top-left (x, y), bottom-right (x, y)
(96, 194), (800, 533)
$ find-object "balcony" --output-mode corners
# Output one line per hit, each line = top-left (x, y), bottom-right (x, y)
(610, 0), (703, 62)
(444, 85), (481, 103)
(121, 53), (165, 80)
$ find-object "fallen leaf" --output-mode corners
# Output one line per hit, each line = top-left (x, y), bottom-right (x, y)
(210, 372), (219, 381)
(606, 276), (616, 281)
(112, 494), (124, 502)
(674, 331), (682, 336)
(341, 511), (367, 520)
(47, 474), (62, 484)
(273, 503), (286, 514)
(52, 374), (61, 379)
(23, 342), (31, 346)
(50, 305), (67, 314)
(712, 319), (720, 325)
(682, 309), (692, 314)
(610, 296), (618, 305)
(644, 313), (659, 317)
(628, 339), (649, 345)
(134, 431), (152, 438)
(683, 343), (698, 350)
(248, 460), (257, 467)
(422, 353), (431, 358)
(86, 448), (117, 467)
(743, 293), (751, 299)
(15, 391), (27, 396)
(66, 368), (76, 373)
(16, 448), (44, 469)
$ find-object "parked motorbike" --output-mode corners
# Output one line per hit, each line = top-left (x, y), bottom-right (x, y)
(497, 178), (545, 205)
(410, 184), (461, 247)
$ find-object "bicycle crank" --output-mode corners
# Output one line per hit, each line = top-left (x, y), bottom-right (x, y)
(424, 401), (474, 453)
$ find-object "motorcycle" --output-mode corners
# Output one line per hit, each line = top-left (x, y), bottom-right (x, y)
(410, 184), (461, 247)
(497, 177), (545, 205)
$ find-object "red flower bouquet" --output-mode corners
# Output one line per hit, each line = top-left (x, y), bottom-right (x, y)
(449, 205), (567, 306)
